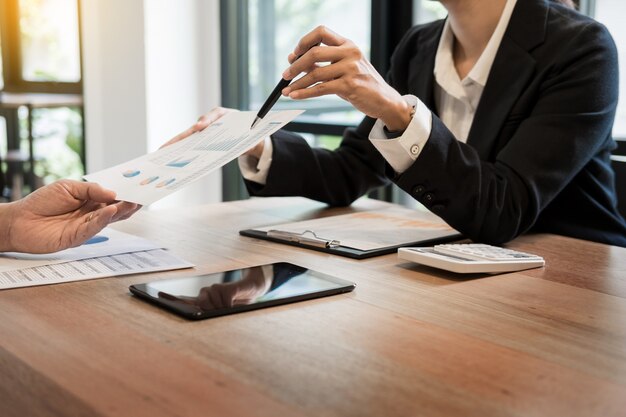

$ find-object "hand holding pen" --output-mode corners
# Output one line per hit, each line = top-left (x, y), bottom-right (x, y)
(250, 43), (321, 129)
(279, 25), (413, 132)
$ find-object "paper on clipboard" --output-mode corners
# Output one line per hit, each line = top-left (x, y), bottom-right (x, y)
(257, 205), (458, 251)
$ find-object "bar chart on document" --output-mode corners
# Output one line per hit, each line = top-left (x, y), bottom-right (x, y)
(85, 110), (303, 205)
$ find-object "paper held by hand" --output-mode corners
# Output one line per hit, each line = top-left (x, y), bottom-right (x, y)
(84, 110), (303, 205)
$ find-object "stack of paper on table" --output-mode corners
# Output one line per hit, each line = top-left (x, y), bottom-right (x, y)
(0, 228), (193, 290)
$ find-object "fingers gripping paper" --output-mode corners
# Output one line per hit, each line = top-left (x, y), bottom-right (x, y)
(84, 110), (303, 205)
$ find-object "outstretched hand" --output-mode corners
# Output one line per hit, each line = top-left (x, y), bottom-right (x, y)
(1, 180), (139, 253)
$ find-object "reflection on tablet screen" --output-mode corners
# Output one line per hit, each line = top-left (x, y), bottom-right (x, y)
(132, 262), (355, 319)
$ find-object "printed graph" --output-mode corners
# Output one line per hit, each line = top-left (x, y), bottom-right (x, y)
(122, 170), (141, 178)
(193, 136), (242, 152)
(156, 178), (176, 188)
(166, 155), (199, 168)
(140, 176), (159, 186)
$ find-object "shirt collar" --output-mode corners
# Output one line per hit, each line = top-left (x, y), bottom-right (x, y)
(434, 19), (464, 98)
(434, 0), (518, 89)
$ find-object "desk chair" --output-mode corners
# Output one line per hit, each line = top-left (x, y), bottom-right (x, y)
(611, 154), (626, 219)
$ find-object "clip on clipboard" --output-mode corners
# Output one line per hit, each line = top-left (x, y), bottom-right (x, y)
(266, 230), (341, 249)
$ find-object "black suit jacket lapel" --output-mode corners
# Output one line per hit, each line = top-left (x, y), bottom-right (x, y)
(466, 0), (549, 159)
(408, 22), (444, 113)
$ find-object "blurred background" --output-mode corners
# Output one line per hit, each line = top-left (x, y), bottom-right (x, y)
(0, 0), (624, 209)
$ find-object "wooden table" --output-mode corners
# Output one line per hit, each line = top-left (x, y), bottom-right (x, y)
(1, 197), (625, 417)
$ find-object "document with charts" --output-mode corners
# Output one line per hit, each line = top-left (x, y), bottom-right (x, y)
(0, 228), (161, 273)
(0, 249), (193, 290)
(85, 110), (303, 205)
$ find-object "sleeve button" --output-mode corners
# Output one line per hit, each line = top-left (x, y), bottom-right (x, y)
(412, 185), (426, 195)
(410, 144), (420, 155)
(423, 193), (435, 203)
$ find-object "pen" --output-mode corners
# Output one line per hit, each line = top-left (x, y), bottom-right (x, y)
(267, 230), (340, 249)
(250, 44), (319, 130)
(250, 79), (291, 130)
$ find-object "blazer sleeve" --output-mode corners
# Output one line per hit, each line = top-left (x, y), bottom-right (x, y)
(244, 117), (390, 206)
(392, 22), (619, 244)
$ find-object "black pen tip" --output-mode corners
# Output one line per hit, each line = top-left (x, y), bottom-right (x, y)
(250, 117), (261, 130)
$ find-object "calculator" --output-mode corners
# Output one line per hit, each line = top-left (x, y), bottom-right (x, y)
(398, 244), (545, 274)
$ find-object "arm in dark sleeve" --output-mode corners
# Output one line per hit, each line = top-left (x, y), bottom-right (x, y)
(392, 23), (619, 244)
(244, 117), (390, 206)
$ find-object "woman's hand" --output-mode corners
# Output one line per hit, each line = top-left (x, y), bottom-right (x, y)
(281, 26), (413, 131)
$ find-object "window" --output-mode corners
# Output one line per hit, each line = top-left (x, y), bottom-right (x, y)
(593, 0), (626, 140)
(0, 0), (84, 197)
(413, 0), (447, 24)
(18, 0), (81, 83)
(248, 0), (371, 130)
(0, 0), (82, 93)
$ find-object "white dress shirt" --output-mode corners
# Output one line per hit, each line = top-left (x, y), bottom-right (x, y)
(239, 0), (517, 181)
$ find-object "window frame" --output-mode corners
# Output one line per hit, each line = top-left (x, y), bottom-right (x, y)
(580, 0), (596, 16)
(0, 0), (83, 94)
(587, 0), (626, 150)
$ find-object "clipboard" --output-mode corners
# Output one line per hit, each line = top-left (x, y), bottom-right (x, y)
(239, 206), (463, 259)
(239, 228), (461, 259)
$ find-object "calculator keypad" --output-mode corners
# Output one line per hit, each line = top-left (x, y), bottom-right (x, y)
(434, 244), (542, 262)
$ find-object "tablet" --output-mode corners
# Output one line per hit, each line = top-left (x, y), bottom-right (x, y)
(129, 262), (355, 320)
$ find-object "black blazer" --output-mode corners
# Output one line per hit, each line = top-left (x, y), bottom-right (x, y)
(245, 0), (626, 247)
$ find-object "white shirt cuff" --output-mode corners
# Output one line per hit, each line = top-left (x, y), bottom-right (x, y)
(368, 95), (433, 174)
(238, 136), (273, 185)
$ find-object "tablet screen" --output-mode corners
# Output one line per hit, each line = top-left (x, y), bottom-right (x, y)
(130, 262), (355, 319)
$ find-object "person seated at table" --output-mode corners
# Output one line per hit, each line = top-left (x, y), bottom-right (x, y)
(0, 180), (138, 254)
(168, 0), (626, 247)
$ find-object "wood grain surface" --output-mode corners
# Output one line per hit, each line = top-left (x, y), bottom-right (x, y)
(1, 197), (625, 417)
